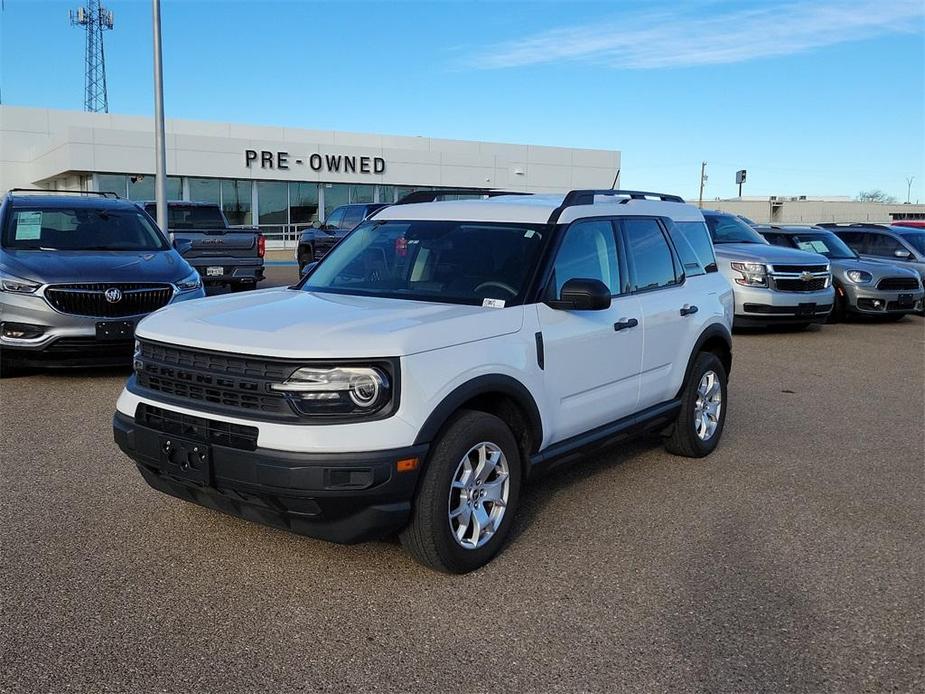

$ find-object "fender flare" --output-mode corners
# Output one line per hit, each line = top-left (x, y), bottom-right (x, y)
(413, 374), (543, 450)
(676, 323), (733, 398)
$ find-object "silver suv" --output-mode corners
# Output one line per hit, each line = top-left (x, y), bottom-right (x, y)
(701, 210), (834, 327)
(0, 190), (205, 371)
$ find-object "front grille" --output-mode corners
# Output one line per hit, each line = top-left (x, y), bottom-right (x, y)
(743, 303), (833, 314)
(46, 337), (134, 354)
(877, 277), (919, 290)
(136, 403), (258, 451)
(135, 340), (295, 418)
(46, 283), (173, 317)
(774, 277), (828, 292)
(771, 264), (828, 273)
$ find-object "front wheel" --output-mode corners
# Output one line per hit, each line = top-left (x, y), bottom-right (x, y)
(400, 410), (522, 573)
(664, 352), (728, 458)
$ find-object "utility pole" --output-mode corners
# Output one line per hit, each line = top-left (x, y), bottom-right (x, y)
(152, 0), (167, 231)
(906, 176), (915, 204)
(698, 162), (707, 208)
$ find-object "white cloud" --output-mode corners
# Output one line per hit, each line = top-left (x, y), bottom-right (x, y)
(467, 1), (925, 70)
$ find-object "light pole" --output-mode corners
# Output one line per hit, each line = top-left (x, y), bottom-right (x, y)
(698, 162), (707, 208)
(906, 176), (915, 204)
(152, 0), (167, 231)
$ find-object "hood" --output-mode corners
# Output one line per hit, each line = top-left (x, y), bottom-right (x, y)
(136, 288), (525, 358)
(1, 249), (192, 285)
(713, 242), (829, 266)
(830, 256), (920, 279)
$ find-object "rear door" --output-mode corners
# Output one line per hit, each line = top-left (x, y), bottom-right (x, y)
(537, 217), (643, 443)
(619, 217), (693, 410)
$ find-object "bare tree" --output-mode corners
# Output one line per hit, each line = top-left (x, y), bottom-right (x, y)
(857, 190), (898, 204)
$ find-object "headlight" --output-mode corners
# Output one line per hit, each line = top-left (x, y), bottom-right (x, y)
(175, 270), (202, 292)
(0, 270), (40, 294)
(846, 270), (872, 284)
(271, 365), (392, 416)
(730, 261), (768, 287)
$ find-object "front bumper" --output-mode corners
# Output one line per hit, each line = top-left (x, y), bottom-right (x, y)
(187, 257), (265, 285)
(733, 285), (834, 326)
(842, 284), (924, 315)
(0, 287), (205, 366)
(113, 410), (427, 543)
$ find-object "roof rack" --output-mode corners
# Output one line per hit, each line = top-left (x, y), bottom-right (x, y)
(547, 189), (685, 224)
(395, 188), (532, 205)
(7, 188), (121, 199)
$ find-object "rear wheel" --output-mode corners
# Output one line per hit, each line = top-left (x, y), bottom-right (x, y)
(400, 410), (522, 573)
(665, 352), (728, 458)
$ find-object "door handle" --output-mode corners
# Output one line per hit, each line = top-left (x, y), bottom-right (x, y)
(680, 305), (699, 316)
(613, 318), (639, 331)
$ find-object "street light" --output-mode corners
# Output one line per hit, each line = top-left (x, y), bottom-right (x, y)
(152, 0), (167, 231)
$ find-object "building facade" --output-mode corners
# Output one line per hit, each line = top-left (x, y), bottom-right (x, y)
(0, 105), (621, 233)
(698, 196), (925, 225)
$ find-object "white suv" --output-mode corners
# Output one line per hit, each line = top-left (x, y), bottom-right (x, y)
(113, 189), (734, 573)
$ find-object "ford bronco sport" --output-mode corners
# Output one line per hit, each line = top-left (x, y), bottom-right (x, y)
(113, 189), (734, 573)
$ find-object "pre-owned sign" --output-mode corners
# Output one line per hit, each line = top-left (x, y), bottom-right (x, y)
(245, 149), (385, 175)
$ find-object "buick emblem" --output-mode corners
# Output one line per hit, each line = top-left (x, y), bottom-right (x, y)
(800, 271), (814, 282)
(104, 287), (123, 303)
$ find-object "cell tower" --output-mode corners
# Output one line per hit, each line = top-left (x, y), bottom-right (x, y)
(69, 1), (114, 113)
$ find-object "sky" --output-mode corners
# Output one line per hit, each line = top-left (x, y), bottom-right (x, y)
(1, 0), (923, 202)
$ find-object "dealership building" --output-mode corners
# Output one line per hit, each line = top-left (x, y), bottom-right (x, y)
(0, 105), (621, 233)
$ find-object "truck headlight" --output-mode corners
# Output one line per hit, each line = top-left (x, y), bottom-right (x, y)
(271, 365), (392, 416)
(846, 270), (872, 284)
(0, 271), (40, 294)
(175, 270), (202, 292)
(730, 262), (768, 287)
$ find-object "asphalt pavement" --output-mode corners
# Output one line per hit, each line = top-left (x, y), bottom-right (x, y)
(1, 266), (922, 693)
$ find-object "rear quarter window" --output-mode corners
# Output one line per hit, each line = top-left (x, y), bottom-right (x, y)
(671, 221), (717, 274)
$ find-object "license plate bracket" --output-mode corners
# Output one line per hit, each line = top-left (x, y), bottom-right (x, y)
(206, 266), (224, 277)
(159, 434), (212, 484)
(897, 293), (914, 308)
(796, 302), (817, 317)
(95, 320), (135, 341)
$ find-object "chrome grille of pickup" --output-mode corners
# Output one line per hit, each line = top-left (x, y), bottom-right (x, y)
(46, 283), (173, 317)
(877, 277), (919, 290)
(135, 340), (297, 419)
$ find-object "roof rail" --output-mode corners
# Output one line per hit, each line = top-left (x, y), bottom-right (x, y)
(7, 188), (120, 199)
(395, 188), (532, 205)
(547, 188), (685, 224)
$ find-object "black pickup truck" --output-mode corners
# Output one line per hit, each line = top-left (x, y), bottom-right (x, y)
(142, 201), (264, 292)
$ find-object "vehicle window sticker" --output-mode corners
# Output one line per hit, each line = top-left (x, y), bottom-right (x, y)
(482, 298), (506, 308)
(14, 211), (42, 240)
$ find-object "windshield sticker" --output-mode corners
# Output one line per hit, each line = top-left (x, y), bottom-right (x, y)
(797, 240), (828, 253)
(14, 211), (42, 240)
(524, 229), (536, 239)
(482, 298), (506, 309)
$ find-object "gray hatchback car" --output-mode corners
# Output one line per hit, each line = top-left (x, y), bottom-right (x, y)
(758, 225), (923, 320)
(0, 190), (205, 371)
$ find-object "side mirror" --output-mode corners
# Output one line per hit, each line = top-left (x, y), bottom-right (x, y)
(172, 238), (193, 254)
(549, 278), (612, 311)
(301, 261), (318, 276)
(894, 248), (913, 259)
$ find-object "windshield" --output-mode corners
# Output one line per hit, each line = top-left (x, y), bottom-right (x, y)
(3, 207), (169, 251)
(705, 214), (768, 244)
(146, 204), (226, 230)
(897, 232), (925, 255)
(789, 232), (857, 259)
(301, 219), (548, 305)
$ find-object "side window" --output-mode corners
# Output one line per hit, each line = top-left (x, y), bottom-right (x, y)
(621, 218), (678, 291)
(762, 233), (789, 247)
(341, 206), (365, 230)
(550, 219), (621, 297)
(668, 221), (715, 276)
(835, 231), (864, 252)
(865, 232), (904, 257)
(324, 207), (345, 229)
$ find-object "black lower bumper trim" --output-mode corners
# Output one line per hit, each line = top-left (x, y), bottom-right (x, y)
(113, 411), (427, 543)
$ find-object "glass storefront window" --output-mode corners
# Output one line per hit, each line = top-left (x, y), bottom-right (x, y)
(377, 185), (397, 204)
(97, 174), (127, 197)
(222, 179), (252, 225)
(257, 181), (288, 225)
(349, 184), (375, 204)
(290, 182), (320, 224)
(189, 178), (221, 204)
(323, 184), (350, 219)
(125, 175), (181, 201)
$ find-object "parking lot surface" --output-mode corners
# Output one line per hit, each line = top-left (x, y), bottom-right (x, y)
(1, 266), (923, 693)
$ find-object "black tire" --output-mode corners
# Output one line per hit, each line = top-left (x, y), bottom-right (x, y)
(664, 352), (728, 458)
(829, 284), (847, 323)
(400, 409), (522, 573)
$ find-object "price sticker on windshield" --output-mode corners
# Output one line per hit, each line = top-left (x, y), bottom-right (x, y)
(482, 298), (506, 309)
(14, 211), (42, 240)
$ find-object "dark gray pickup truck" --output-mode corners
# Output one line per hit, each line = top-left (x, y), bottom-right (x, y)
(141, 201), (265, 292)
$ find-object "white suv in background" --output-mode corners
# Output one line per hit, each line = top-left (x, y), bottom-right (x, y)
(113, 189), (734, 573)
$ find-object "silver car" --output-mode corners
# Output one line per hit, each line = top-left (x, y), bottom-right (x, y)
(759, 225), (923, 320)
(701, 211), (834, 328)
(0, 190), (205, 371)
